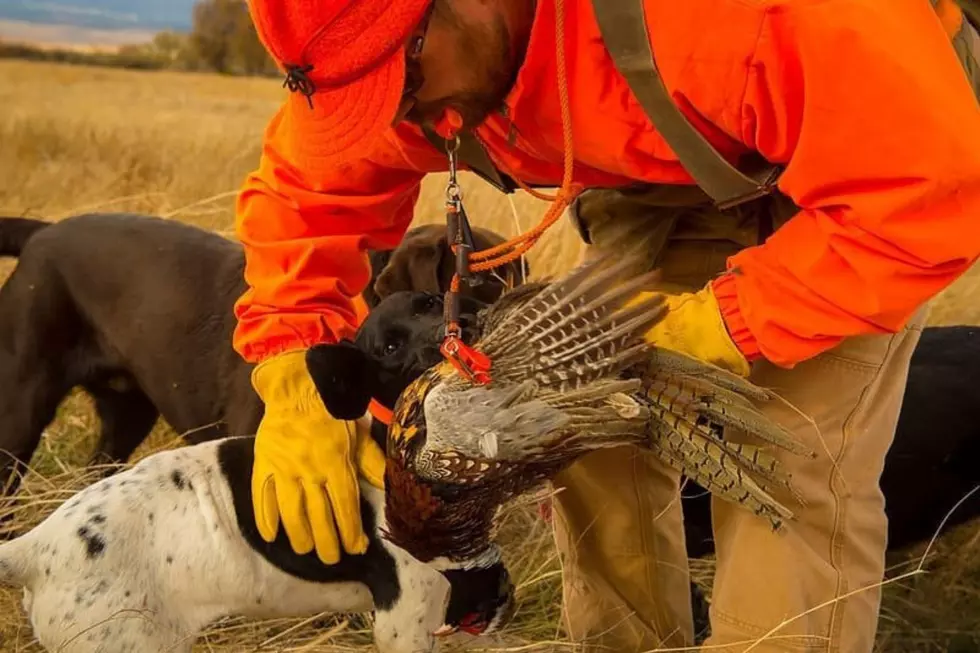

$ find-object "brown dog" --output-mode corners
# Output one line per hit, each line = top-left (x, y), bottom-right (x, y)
(0, 213), (524, 503)
(365, 224), (528, 307)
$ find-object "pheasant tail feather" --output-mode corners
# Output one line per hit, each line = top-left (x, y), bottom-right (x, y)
(647, 349), (774, 402)
(646, 396), (800, 526)
(646, 376), (816, 458)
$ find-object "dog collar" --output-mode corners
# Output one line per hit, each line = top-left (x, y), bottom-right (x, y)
(368, 399), (393, 426)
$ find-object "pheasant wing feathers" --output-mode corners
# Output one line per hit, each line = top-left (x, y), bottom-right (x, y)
(477, 256), (668, 391)
(419, 256), (667, 463)
(414, 253), (813, 531)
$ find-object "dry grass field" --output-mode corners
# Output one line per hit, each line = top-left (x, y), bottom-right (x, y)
(0, 59), (979, 652)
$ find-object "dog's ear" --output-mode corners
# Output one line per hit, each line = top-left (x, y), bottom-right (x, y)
(305, 342), (379, 420)
(364, 248), (393, 308)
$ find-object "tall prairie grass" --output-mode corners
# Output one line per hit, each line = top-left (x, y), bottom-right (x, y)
(0, 59), (978, 652)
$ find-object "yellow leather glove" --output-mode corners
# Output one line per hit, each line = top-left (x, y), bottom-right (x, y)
(251, 349), (386, 564)
(631, 284), (751, 377)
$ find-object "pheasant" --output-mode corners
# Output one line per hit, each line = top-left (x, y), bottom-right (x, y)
(382, 254), (816, 566)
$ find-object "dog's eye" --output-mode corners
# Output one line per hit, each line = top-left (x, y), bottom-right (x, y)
(415, 294), (440, 313)
(381, 328), (406, 356)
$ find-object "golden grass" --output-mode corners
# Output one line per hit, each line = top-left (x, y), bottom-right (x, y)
(0, 59), (978, 652)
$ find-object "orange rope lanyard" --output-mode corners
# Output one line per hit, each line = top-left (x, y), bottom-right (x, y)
(440, 0), (582, 384)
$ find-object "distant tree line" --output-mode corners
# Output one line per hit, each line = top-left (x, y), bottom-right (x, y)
(0, 0), (279, 77)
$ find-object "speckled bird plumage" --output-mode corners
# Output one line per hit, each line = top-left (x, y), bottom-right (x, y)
(383, 255), (816, 566)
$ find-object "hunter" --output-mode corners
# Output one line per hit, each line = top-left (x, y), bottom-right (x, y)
(233, 0), (980, 650)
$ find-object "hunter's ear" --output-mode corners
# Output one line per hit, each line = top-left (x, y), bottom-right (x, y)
(306, 342), (379, 420)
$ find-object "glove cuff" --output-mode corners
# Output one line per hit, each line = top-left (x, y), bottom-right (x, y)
(251, 349), (326, 416)
(711, 273), (762, 362)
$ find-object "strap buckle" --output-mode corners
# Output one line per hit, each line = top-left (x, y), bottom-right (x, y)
(440, 332), (492, 385)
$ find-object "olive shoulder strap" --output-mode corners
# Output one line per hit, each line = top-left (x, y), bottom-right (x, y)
(590, 0), (781, 209)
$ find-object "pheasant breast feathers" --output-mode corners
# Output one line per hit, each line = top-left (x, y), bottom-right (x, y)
(382, 255), (816, 566)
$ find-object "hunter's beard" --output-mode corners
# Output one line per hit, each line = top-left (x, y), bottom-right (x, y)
(407, 11), (521, 131)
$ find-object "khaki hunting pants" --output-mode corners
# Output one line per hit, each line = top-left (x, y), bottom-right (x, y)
(552, 189), (927, 652)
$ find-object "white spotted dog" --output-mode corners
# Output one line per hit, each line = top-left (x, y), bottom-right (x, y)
(0, 291), (515, 653)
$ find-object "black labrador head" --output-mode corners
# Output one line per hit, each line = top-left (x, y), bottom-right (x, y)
(305, 290), (517, 638)
(305, 290), (483, 426)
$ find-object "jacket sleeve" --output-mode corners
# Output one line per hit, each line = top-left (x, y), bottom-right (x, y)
(712, 0), (980, 368)
(232, 107), (445, 363)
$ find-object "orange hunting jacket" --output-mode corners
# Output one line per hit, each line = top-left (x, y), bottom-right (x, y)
(233, 0), (980, 368)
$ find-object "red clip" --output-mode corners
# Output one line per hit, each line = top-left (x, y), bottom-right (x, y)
(440, 335), (492, 385)
(433, 108), (464, 140)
